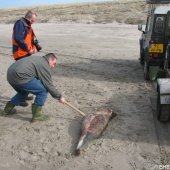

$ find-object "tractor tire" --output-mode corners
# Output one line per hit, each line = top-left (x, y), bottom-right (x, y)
(144, 61), (149, 80)
(139, 52), (144, 65)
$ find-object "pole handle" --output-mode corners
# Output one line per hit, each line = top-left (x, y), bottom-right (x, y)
(65, 101), (86, 117)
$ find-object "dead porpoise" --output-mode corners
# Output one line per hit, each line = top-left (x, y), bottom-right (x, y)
(75, 109), (116, 155)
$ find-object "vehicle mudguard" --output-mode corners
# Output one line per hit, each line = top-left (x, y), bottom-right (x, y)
(157, 78), (170, 104)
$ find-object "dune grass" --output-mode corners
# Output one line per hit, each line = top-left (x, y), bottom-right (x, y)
(0, 0), (147, 24)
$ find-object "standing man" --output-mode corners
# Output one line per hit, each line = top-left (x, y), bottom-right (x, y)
(3, 53), (65, 122)
(12, 10), (39, 60)
(12, 10), (41, 106)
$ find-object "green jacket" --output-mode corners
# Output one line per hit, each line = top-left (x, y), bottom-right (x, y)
(7, 55), (61, 99)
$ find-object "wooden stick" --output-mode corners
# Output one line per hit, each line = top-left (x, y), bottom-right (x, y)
(65, 101), (86, 117)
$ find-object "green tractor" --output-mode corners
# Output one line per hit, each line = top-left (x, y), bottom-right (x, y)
(138, 0), (170, 80)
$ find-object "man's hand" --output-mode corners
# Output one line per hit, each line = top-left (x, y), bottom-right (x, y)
(32, 48), (37, 53)
(59, 97), (65, 104)
(28, 48), (36, 54)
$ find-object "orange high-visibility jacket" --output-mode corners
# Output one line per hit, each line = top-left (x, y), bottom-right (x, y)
(12, 18), (36, 60)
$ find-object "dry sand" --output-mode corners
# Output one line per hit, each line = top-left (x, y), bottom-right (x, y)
(0, 22), (170, 170)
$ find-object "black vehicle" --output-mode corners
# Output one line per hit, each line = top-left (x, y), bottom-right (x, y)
(138, 0), (170, 80)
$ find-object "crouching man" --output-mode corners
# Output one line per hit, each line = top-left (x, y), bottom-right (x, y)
(3, 53), (65, 122)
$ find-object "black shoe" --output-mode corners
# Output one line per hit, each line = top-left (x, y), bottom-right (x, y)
(20, 101), (29, 107)
(26, 96), (34, 101)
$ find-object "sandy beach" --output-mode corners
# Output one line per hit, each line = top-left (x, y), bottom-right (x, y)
(0, 22), (170, 170)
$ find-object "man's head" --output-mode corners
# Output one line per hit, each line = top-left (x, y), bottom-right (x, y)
(25, 10), (37, 24)
(46, 53), (58, 68)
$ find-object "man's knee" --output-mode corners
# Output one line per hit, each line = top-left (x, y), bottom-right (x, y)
(39, 88), (48, 97)
(34, 91), (48, 106)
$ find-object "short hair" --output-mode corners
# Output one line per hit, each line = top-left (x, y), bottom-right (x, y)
(25, 10), (37, 19)
(45, 53), (57, 60)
